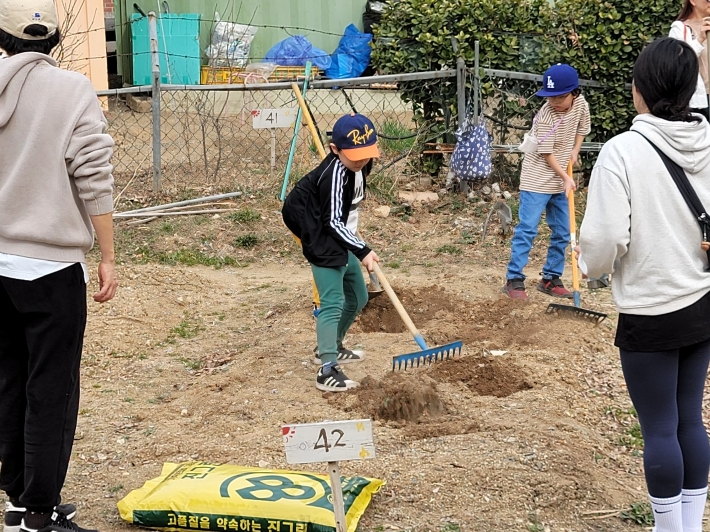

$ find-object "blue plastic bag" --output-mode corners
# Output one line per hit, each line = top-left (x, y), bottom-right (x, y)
(325, 24), (372, 79)
(450, 117), (492, 181)
(264, 36), (331, 70)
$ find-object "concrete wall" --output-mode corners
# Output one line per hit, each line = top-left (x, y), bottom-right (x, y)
(115, 0), (368, 84)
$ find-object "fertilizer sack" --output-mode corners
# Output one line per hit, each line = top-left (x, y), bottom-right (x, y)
(117, 462), (384, 532)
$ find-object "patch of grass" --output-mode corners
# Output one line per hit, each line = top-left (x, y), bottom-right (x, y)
(379, 119), (416, 155)
(228, 208), (260, 224)
(172, 314), (204, 339)
(436, 244), (463, 255)
(440, 524), (461, 532)
(619, 502), (654, 526)
(108, 485), (124, 494)
(233, 234), (259, 248)
(386, 261), (401, 269)
(180, 357), (203, 371)
(367, 171), (397, 203)
(133, 247), (241, 269)
(457, 229), (478, 245)
(160, 222), (174, 233)
(619, 422), (644, 450)
(123, 397), (135, 403)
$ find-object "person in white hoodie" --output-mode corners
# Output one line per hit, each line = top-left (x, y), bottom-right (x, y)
(579, 37), (710, 532)
(0, 1), (117, 532)
(670, 0), (710, 120)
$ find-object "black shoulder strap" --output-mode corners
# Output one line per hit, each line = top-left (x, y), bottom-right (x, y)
(634, 130), (710, 267)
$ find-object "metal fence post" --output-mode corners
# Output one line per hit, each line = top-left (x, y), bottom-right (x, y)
(148, 11), (161, 193)
(473, 40), (480, 126)
(451, 37), (466, 130)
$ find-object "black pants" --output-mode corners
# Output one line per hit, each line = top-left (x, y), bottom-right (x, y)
(0, 264), (86, 511)
(620, 340), (710, 498)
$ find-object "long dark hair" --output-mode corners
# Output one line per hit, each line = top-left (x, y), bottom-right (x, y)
(677, 0), (694, 21)
(633, 37), (700, 122)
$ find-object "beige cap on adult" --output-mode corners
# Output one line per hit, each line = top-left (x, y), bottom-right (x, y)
(0, 0), (58, 40)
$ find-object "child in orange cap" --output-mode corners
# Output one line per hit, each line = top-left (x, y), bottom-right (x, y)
(282, 113), (380, 391)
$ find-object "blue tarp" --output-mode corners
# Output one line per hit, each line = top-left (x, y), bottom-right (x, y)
(264, 35), (332, 70)
(325, 24), (373, 79)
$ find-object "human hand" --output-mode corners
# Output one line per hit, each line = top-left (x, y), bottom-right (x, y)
(94, 260), (118, 302)
(570, 150), (580, 166)
(361, 251), (380, 273)
(563, 175), (577, 196)
(574, 246), (588, 279)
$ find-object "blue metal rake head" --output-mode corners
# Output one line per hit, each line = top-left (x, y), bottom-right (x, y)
(392, 340), (463, 371)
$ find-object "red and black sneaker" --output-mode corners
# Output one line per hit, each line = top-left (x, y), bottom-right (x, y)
(502, 278), (528, 300)
(537, 277), (573, 299)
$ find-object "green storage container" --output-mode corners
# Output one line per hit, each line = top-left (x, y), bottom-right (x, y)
(131, 13), (201, 85)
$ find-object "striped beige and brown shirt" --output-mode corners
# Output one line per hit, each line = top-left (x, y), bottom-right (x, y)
(520, 95), (591, 194)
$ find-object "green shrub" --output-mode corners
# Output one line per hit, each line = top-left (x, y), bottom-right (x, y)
(372, 0), (677, 179)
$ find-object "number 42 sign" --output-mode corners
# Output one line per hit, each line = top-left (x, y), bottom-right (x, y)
(282, 419), (375, 464)
(282, 420), (375, 532)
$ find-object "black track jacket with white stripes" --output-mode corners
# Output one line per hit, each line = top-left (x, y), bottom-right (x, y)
(282, 152), (372, 268)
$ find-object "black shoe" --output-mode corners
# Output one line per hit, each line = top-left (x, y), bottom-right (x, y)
(5, 503), (76, 532)
(20, 512), (95, 532)
(316, 363), (358, 392)
(313, 345), (365, 365)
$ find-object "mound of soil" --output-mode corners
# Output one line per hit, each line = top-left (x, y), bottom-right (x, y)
(429, 355), (532, 397)
(348, 373), (446, 422)
(360, 285), (457, 333)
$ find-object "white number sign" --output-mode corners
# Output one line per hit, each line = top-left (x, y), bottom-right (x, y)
(251, 108), (298, 129)
(282, 419), (375, 464)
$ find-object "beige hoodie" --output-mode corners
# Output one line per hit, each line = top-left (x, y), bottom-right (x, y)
(0, 52), (114, 263)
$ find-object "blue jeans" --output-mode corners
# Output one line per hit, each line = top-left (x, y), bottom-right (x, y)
(506, 190), (570, 280)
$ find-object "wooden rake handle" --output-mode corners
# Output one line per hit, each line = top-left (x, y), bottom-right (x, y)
(373, 263), (428, 350)
(292, 82), (326, 159)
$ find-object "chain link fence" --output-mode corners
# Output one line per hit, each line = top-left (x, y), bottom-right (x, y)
(103, 72), (451, 200)
(102, 67), (609, 200)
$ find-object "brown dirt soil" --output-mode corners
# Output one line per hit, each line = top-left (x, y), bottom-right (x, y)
(344, 373), (446, 422)
(4, 193), (709, 532)
(429, 356), (532, 398)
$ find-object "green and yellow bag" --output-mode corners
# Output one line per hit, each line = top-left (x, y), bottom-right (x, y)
(117, 462), (384, 532)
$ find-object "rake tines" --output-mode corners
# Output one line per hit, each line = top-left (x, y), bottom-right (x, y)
(392, 340), (463, 371)
(545, 303), (607, 324)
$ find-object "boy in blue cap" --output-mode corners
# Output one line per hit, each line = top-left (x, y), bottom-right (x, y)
(503, 63), (591, 300)
(282, 113), (380, 392)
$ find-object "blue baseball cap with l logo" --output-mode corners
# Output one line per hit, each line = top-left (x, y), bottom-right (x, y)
(536, 63), (579, 97)
(332, 113), (380, 160)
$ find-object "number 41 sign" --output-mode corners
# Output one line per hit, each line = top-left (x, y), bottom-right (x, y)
(282, 420), (375, 532)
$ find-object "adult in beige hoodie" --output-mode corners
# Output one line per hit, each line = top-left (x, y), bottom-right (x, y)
(579, 38), (710, 532)
(0, 2), (117, 532)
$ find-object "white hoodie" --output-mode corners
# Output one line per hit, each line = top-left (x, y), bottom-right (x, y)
(579, 113), (710, 315)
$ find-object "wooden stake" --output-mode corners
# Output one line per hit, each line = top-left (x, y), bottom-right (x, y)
(327, 462), (347, 532)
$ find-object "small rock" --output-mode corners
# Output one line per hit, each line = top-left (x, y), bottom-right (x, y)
(502, 191), (512, 200)
(374, 205), (391, 218)
(181, 408), (188, 416)
(438, 188), (448, 196)
(481, 186), (492, 196)
(398, 191), (439, 203)
(492, 182), (501, 193)
(408, 217), (417, 224)
(258, 460), (270, 468)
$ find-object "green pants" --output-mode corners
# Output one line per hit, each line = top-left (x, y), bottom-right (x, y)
(311, 251), (368, 364)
